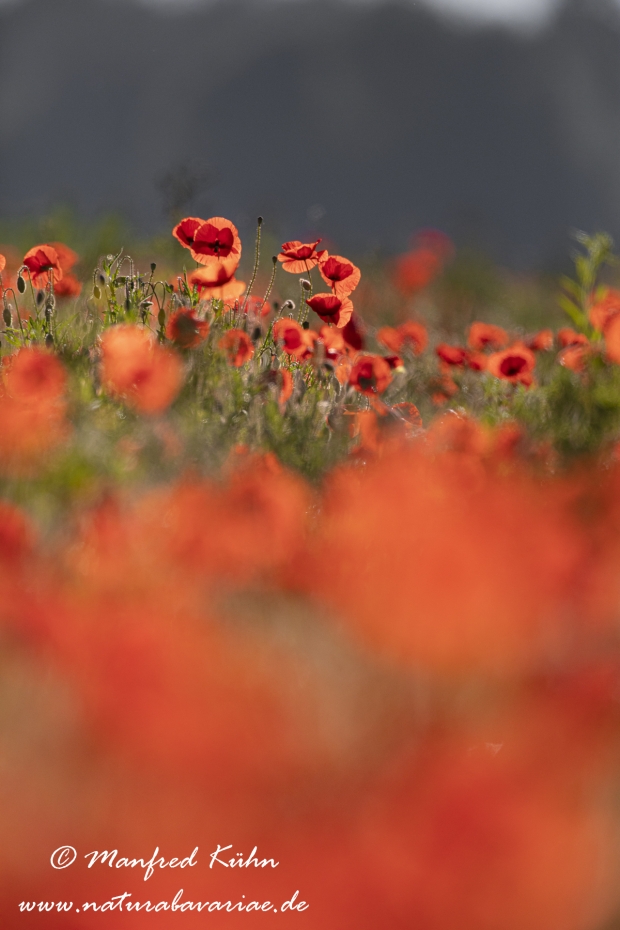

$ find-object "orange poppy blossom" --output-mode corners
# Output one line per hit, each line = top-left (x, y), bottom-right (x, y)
(273, 318), (314, 360)
(467, 321), (509, 351)
(0, 253), (5, 274)
(436, 343), (468, 367)
(559, 345), (590, 373)
(319, 325), (346, 360)
(393, 247), (441, 294)
(349, 354), (392, 395)
(218, 328), (254, 366)
(604, 314), (620, 364)
(49, 241), (78, 274)
(166, 308), (209, 349)
(589, 287), (620, 333)
(22, 244), (64, 287)
(189, 267), (246, 301)
(487, 343), (536, 386)
(377, 320), (428, 355)
(0, 347), (70, 473)
(558, 328), (589, 348)
(306, 293), (354, 328)
(318, 254), (361, 299)
(100, 324), (183, 414)
(528, 329), (554, 351)
(277, 239), (327, 274)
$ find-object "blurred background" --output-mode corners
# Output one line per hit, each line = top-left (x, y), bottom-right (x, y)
(1, 0), (620, 269)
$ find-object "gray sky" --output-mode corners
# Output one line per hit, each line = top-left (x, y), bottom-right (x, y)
(0, 0), (607, 27)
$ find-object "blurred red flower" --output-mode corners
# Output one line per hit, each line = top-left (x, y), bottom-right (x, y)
(166, 308), (209, 349)
(218, 328), (254, 366)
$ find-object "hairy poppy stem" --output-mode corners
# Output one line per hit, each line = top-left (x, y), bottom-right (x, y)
(260, 256), (278, 311)
(241, 217), (263, 314)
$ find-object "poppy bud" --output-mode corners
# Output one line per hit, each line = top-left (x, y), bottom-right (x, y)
(158, 308), (166, 328)
(36, 289), (45, 307)
(282, 300), (295, 313)
(124, 297), (131, 312)
(3, 305), (12, 328)
(93, 285), (101, 300)
(17, 275), (25, 294)
(251, 326), (261, 343)
(96, 272), (106, 288)
(257, 216), (263, 226)
(45, 333), (54, 349)
(300, 279), (312, 291)
(302, 321), (310, 330)
(150, 263), (157, 274)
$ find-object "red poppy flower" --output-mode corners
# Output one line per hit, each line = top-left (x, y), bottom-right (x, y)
(192, 217), (241, 261)
(166, 308), (209, 349)
(100, 325), (183, 414)
(528, 329), (554, 351)
(319, 325), (346, 360)
(341, 313), (365, 351)
(384, 354), (404, 370)
(189, 268), (246, 302)
(218, 329), (254, 367)
(487, 344), (536, 385)
(436, 343), (468, 366)
(559, 345), (589, 372)
(22, 244), (64, 287)
(277, 240), (326, 273)
(3, 346), (67, 405)
(558, 328), (589, 348)
(54, 273), (82, 298)
(349, 354), (392, 395)
(589, 288), (620, 333)
(306, 293), (354, 328)
(393, 247), (442, 294)
(318, 254), (361, 299)
(273, 318), (313, 360)
(605, 314), (620, 364)
(48, 242), (78, 274)
(172, 216), (207, 250)
(467, 321), (509, 351)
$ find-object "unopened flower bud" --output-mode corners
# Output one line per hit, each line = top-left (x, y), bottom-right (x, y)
(96, 272), (106, 288)
(282, 299), (295, 313)
(150, 262), (157, 274)
(3, 305), (12, 328)
(45, 333), (54, 349)
(93, 285), (101, 300)
(158, 308), (166, 328)
(300, 279), (312, 291)
(302, 320), (310, 330)
(36, 289), (45, 307)
(17, 275), (26, 294)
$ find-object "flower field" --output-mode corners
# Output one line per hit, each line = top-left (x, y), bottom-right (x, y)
(3, 219), (620, 927)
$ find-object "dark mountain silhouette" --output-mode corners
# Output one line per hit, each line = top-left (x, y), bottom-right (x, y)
(1, 0), (620, 266)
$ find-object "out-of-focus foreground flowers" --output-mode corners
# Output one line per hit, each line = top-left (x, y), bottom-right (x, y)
(2, 227), (620, 927)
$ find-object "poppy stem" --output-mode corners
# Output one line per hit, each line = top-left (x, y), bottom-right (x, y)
(241, 217), (262, 314)
(260, 257), (278, 313)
